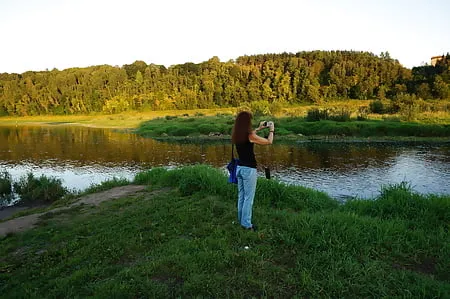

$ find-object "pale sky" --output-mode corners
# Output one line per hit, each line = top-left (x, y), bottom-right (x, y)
(1, 0), (449, 73)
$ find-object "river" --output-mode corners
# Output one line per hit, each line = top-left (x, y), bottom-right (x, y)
(1, 125), (449, 200)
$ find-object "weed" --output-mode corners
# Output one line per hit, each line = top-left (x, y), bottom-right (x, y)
(0, 171), (13, 205)
(13, 173), (68, 204)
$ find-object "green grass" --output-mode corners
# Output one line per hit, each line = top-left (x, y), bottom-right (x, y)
(0, 165), (448, 297)
(136, 114), (450, 141)
(79, 177), (131, 195)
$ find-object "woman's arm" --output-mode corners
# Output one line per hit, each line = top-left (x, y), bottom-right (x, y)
(249, 122), (274, 145)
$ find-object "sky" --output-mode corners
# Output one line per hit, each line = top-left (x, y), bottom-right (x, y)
(1, 0), (449, 73)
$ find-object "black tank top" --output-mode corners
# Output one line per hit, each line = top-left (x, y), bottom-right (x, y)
(236, 139), (257, 168)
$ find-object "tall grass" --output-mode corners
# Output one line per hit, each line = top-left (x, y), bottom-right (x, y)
(80, 177), (131, 195)
(342, 182), (450, 230)
(0, 171), (13, 205)
(133, 165), (337, 211)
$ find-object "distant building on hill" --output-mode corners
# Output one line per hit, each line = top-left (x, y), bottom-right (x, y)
(431, 55), (445, 66)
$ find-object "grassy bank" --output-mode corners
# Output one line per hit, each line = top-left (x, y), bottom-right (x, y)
(135, 114), (450, 141)
(1, 165), (448, 297)
(2, 100), (450, 132)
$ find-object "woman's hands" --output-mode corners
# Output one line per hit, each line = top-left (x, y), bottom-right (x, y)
(251, 121), (275, 145)
(257, 121), (266, 131)
(257, 121), (275, 132)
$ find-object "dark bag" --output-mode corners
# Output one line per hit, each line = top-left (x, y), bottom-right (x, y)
(227, 144), (239, 184)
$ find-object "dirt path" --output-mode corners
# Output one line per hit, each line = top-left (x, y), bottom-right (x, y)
(0, 185), (146, 237)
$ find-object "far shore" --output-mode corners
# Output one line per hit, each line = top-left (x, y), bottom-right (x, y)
(0, 108), (237, 129)
(2, 108), (450, 143)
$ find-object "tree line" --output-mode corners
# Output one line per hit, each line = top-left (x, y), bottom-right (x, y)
(0, 51), (449, 116)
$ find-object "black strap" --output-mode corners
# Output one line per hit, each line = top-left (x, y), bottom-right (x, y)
(231, 143), (235, 159)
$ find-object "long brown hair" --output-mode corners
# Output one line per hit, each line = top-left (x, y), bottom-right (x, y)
(232, 111), (253, 144)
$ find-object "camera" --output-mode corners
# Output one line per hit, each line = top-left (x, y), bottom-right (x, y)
(263, 121), (273, 127)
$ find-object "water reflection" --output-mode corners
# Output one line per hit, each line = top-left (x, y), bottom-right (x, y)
(0, 125), (449, 199)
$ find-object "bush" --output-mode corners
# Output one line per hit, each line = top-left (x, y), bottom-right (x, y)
(369, 100), (385, 114)
(329, 108), (351, 122)
(170, 127), (196, 136)
(13, 173), (68, 204)
(357, 106), (369, 121)
(0, 171), (13, 205)
(269, 101), (283, 116)
(395, 93), (420, 121)
(250, 100), (271, 117)
(306, 108), (329, 121)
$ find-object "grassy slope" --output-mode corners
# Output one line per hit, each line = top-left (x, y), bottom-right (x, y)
(1, 165), (448, 298)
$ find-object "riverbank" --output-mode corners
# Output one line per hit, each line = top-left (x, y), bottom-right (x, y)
(1, 165), (448, 297)
(135, 114), (450, 142)
(0, 108), (235, 129)
(2, 107), (450, 144)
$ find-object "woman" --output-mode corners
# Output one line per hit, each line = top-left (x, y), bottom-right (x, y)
(231, 111), (275, 231)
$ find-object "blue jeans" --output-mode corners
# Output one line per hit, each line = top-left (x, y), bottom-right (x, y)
(236, 165), (257, 228)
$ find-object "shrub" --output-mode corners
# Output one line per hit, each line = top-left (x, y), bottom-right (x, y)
(250, 100), (271, 117)
(329, 108), (351, 122)
(357, 106), (369, 120)
(369, 100), (384, 114)
(170, 127), (196, 136)
(13, 173), (68, 204)
(0, 171), (13, 205)
(395, 93), (420, 121)
(306, 108), (329, 121)
(269, 101), (283, 116)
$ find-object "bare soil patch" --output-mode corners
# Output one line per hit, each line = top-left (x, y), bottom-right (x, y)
(0, 185), (146, 237)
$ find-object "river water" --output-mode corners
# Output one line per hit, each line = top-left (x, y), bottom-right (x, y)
(1, 125), (449, 200)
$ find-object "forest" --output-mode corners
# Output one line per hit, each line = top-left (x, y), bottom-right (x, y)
(0, 51), (449, 116)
